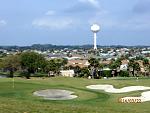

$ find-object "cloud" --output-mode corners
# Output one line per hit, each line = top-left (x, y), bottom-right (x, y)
(121, 15), (150, 30)
(88, 10), (119, 29)
(32, 17), (73, 30)
(65, 4), (97, 14)
(133, 0), (150, 14)
(79, 0), (100, 7)
(124, 0), (150, 30)
(33, 0), (102, 31)
(0, 20), (7, 26)
(33, 0), (150, 32)
(66, 4), (98, 13)
(87, 0), (150, 31)
(45, 10), (56, 16)
(65, 0), (100, 14)
(89, 10), (150, 31)
(32, 9), (74, 30)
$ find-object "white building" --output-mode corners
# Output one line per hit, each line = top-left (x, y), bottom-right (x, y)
(120, 64), (128, 71)
(60, 70), (75, 77)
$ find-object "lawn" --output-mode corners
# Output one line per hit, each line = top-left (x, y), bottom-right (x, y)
(0, 77), (150, 113)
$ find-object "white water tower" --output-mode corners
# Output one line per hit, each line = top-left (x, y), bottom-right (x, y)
(91, 24), (100, 50)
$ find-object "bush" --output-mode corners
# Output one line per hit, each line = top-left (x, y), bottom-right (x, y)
(119, 71), (129, 77)
(78, 67), (90, 78)
(33, 73), (47, 77)
(103, 70), (112, 77)
(8, 71), (14, 78)
(20, 71), (30, 79)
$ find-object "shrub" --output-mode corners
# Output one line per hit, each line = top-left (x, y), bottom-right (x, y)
(119, 71), (129, 77)
(20, 71), (30, 79)
(103, 70), (112, 77)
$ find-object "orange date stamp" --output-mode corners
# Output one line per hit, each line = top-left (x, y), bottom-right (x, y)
(118, 97), (142, 103)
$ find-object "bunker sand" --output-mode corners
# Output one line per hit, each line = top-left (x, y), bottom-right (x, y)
(34, 89), (77, 100)
(86, 84), (150, 102)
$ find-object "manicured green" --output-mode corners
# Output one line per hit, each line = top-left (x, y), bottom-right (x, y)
(0, 77), (150, 113)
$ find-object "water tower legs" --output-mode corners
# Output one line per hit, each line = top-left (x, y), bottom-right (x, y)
(94, 33), (97, 50)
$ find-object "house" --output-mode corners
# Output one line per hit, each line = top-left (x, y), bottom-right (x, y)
(120, 59), (129, 71)
(100, 60), (111, 66)
(66, 60), (90, 68)
(120, 64), (128, 71)
(121, 59), (129, 65)
(60, 70), (75, 77)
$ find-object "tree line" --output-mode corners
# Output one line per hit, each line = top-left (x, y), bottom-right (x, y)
(0, 52), (149, 79)
(0, 52), (67, 79)
(87, 57), (150, 78)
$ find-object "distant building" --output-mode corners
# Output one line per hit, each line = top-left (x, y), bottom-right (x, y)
(48, 71), (55, 77)
(60, 70), (75, 77)
(121, 59), (129, 65)
(66, 60), (90, 68)
(120, 60), (129, 71)
(141, 51), (150, 54)
(100, 60), (111, 66)
(47, 53), (66, 59)
(120, 64), (128, 71)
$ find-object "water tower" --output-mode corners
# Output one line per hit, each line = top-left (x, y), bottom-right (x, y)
(91, 24), (100, 50)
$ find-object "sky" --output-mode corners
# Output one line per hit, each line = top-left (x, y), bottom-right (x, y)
(0, 0), (150, 46)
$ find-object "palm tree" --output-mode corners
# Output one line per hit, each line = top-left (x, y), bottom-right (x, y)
(88, 58), (99, 78)
(109, 58), (121, 77)
(129, 59), (135, 76)
(98, 63), (104, 78)
(133, 62), (140, 76)
(88, 58), (99, 68)
(129, 59), (140, 77)
(148, 65), (150, 77)
(143, 58), (149, 76)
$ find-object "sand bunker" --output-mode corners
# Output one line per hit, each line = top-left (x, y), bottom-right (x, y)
(120, 91), (150, 102)
(86, 85), (150, 93)
(86, 84), (150, 102)
(141, 91), (150, 102)
(33, 89), (77, 100)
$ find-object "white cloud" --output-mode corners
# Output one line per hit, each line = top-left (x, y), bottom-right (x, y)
(79, 0), (99, 7)
(89, 17), (118, 29)
(0, 20), (7, 26)
(89, 9), (150, 31)
(88, 10), (118, 29)
(32, 17), (73, 30)
(32, 9), (75, 30)
(120, 15), (150, 30)
(45, 10), (56, 16)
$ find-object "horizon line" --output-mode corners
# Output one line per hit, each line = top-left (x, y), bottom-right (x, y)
(0, 44), (150, 47)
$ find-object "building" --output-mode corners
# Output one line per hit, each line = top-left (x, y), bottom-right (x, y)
(120, 64), (128, 71)
(120, 59), (129, 71)
(60, 70), (75, 77)
(66, 60), (90, 68)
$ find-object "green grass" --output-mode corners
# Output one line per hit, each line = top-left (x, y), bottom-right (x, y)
(0, 77), (150, 113)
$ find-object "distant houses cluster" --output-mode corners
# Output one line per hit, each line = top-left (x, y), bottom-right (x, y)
(0, 46), (150, 78)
